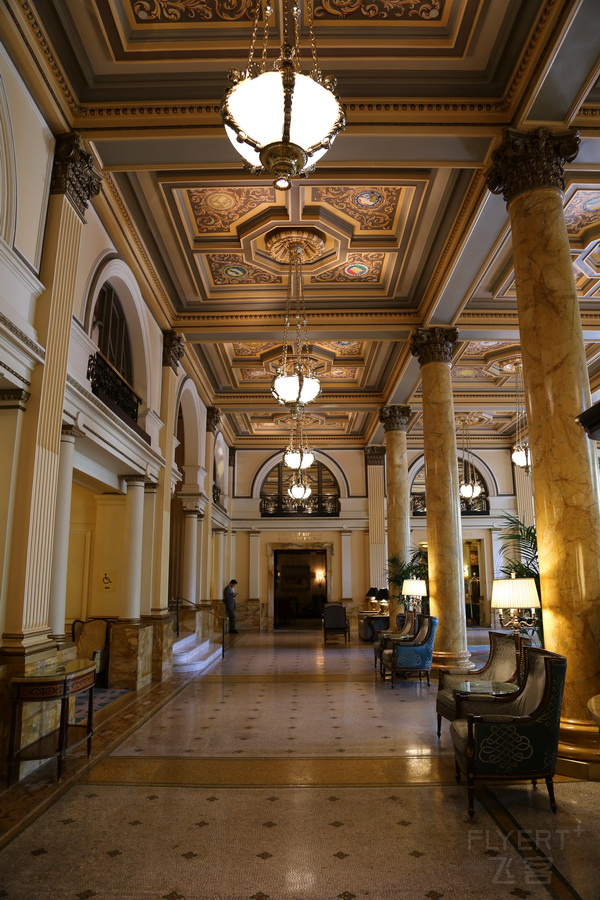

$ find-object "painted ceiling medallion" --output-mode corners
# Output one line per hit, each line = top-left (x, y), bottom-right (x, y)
(207, 254), (280, 285)
(319, 340), (363, 355)
(187, 187), (276, 233)
(312, 186), (400, 230)
(564, 190), (600, 237)
(233, 341), (279, 357)
(312, 253), (384, 283)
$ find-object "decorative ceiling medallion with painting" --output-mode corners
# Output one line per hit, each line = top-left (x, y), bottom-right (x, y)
(131, 0), (256, 23)
(312, 187), (401, 230)
(452, 365), (493, 380)
(314, 0), (443, 20)
(187, 187), (276, 234)
(564, 191), (600, 238)
(319, 367), (358, 380)
(312, 253), (384, 283)
(240, 368), (270, 380)
(233, 342), (279, 357)
(207, 254), (281, 285)
(318, 340), (363, 356)
(463, 340), (518, 358)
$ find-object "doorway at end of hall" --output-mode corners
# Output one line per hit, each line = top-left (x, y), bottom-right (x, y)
(274, 548), (327, 630)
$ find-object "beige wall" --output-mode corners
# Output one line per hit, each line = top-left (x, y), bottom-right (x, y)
(66, 483), (97, 625)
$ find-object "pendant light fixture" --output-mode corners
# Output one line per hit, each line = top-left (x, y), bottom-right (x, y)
(458, 415), (482, 500)
(266, 228), (324, 407)
(511, 360), (532, 475)
(220, 0), (345, 191)
(288, 469), (312, 500)
(283, 407), (314, 470)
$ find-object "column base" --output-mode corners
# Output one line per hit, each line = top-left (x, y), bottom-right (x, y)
(108, 622), (153, 691)
(557, 717), (600, 779)
(142, 615), (173, 682)
(432, 649), (475, 670)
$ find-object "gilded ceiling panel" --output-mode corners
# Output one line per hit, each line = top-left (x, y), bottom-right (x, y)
(130, 0), (256, 23)
(310, 187), (404, 232)
(232, 341), (279, 356)
(206, 254), (281, 285)
(564, 191), (600, 238)
(318, 340), (364, 355)
(313, 0), (445, 20)
(183, 187), (277, 236)
(462, 340), (517, 358)
(311, 253), (385, 283)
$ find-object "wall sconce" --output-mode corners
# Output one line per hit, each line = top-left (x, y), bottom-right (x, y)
(315, 570), (325, 584)
(491, 573), (540, 635)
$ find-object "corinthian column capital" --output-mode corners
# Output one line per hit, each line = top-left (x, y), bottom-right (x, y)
(207, 406), (221, 434)
(485, 127), (580, 206)
(380, 405), (411, 433)
(162, 330), (184, 371)
(50, 133), (102, 220)
(411, 327), (458, 366)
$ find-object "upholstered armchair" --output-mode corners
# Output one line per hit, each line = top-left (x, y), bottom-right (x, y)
(380, 616), (438, 687)
(373, 610), (417, 670)
(451, 647), (567, 818)
(322, 603), (350, 643)
(72, 618), (112, 686)
(436, 632), (532, 736)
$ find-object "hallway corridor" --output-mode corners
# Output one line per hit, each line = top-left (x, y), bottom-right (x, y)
(0, 633), (599, 900)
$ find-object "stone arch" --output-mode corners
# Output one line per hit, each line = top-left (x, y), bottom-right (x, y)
(250, 449), (349, 500)
(407, 452), (499, 498)
(0, 75), (17, 245)
(175, 377), (206, 477)
(84, 257), (153, 407)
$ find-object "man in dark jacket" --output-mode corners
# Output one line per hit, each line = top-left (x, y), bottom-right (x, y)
(223, 579), (238, 633)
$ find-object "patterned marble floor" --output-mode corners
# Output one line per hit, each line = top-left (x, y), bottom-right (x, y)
(0, 630), (598, 900)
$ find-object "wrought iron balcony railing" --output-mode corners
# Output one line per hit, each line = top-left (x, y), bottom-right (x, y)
(87, 352), (149, 443)
(410, 494), (490, 516)
(260, 493), (340, 517)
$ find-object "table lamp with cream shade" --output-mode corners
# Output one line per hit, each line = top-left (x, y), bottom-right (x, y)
(491, 572), (540, 635)
(402, 578), (427, 613)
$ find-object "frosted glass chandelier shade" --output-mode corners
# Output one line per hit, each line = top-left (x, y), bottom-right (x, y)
(272, 370), (321, 406)
(288, 478), (311, 500)
(283, 447), (314, 470)
(512, 444), (531, 470)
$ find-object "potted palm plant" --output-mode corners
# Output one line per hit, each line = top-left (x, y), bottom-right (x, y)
(497, 512), (543, 646)
(387, 548), (429, 616)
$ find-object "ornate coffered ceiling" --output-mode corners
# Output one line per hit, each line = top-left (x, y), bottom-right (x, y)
(10, 0), (600, 449)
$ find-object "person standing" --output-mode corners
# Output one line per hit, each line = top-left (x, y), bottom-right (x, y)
(223, 579), (238, 634)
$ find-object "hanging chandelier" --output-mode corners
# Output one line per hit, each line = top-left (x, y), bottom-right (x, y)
(288, 469), (312, 500)
(220, 0), (345, 190)
(458, 415), (483, 500)
(266, 228), (324, 406)
(283, 407), (314, 469)
(511, 360), (532, 475)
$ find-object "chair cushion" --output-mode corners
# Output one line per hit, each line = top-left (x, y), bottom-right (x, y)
(450, 719), (469, 763)
(381, 649), (392, 666)
(76, 620), (107, 658)
(436, 688), (457, 721)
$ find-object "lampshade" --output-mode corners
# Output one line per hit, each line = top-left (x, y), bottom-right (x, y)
(272, 370), (321, 406)
(402, 579), (427, 597)
(491, 577), (540, 609)
(376, 588), (389, 601)
(511, 444), (531, 471)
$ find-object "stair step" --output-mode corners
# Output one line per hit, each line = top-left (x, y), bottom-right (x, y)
(173, 636), (222, 673)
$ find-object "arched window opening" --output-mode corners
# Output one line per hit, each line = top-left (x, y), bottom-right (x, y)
(87, 283), (146, 439)
(260, 461), (340, 517)
(410, 463), (490, 516)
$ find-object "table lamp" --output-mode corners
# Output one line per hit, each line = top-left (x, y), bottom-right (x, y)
(491, 572), (540, 635)
(365, 586), (379, 611)
(402, 579), (427, 612)
(377, 588), (389, 614)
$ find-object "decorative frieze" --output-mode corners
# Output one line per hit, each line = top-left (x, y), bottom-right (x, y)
(411, 327), (459, 366)
(364, 445), (386, 466)
(162, 330), (184, 371)
(486, 127), (580, 205)
(380, 405), (411, 432)
(207, 406), (221, 434)
(50, 133), (101, 220)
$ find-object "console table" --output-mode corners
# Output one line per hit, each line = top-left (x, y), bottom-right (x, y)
(7, 658), (96, 786)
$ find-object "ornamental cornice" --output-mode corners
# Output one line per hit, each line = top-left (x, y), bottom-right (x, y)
(0, 310), (45, 362)
(486, 127), (580, 206)
(0, 388), (30, 405)
(364, 446), (386, 466)
(380, 405), (411, 433)
(50, 134), (102, 220)
(162, 330), (184, 371)
(411, 327), (459, 366)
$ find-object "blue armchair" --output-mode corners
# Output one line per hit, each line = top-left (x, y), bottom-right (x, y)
(373, 610), (417, 670)
(380, 615), (438, 687)
(451, 647), (567, 818)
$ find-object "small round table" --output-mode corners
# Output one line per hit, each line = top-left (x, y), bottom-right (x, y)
(453, 680), (520, 697)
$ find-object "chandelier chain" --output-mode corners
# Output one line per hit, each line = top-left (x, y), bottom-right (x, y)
(261, 2), (273, 73)
(247, 0), (263, 74)
(307, 0), (321, 82)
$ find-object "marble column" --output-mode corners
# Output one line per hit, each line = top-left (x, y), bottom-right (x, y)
(140, 482), (158, 618)
(48, 426), (84, 642)
(181, 504), (200, 604)
(200, 407), (220, 602)
(411, 328), (471, 669)
(212, 528), (226, 603)
(380, 405), (411, 632)
(2, 134), (100, 656)
(122, 476), (146, 622)
(340, 529), (353, 602)
(487, 127), (600, 766)
(365, 447), (387, 590)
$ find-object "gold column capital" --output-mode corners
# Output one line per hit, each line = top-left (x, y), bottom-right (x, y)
(486, 127), (580, 206)
(380, 405), (411, 432)
(364, 445), (385, 466)
(50, 133), (102, 221)
(207, 406), (221, 434)
(411, 327), (458, 366)
(162, 330), (184, 371)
